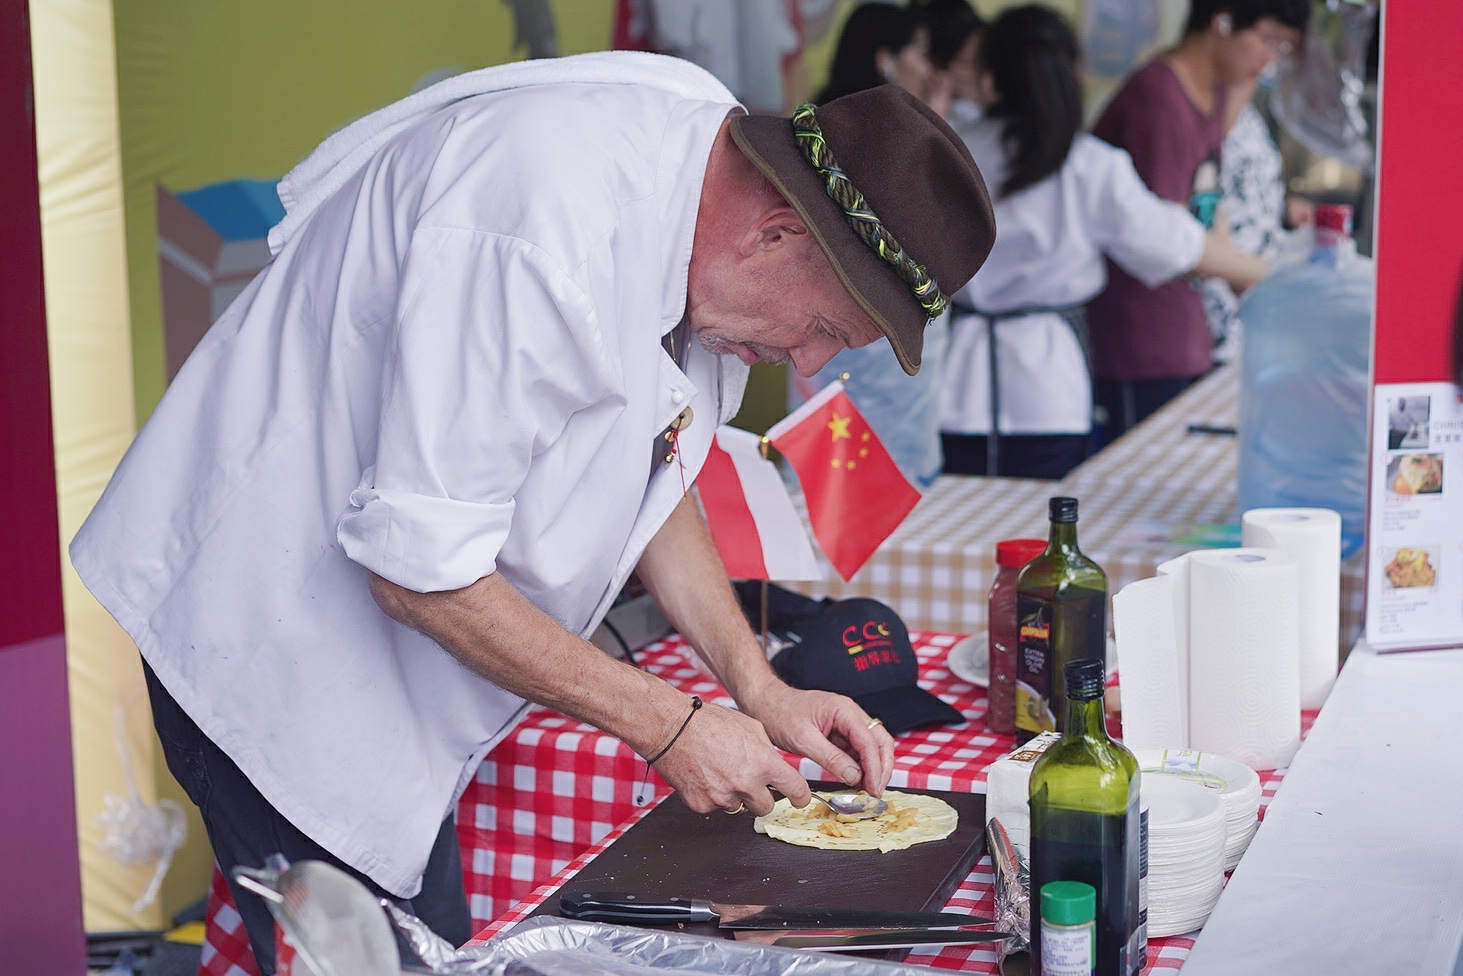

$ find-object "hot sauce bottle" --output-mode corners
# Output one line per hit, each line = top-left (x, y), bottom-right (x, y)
(987, 538), (1048, 735)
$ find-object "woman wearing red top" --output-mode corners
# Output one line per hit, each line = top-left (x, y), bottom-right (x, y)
(1087, 0), (1307, 441)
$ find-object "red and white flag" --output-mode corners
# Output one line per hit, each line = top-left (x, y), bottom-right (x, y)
(696, 426), (822, 581)
(767, 381), (922, 582)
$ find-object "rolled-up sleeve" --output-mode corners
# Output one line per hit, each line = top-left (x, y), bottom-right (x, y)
(1092, 147), (1206, 290)
(338, 227), (605, 592)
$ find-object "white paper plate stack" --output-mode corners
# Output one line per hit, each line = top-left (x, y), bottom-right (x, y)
(1143, 775), (1227, 938)
(1134, 748), (1262, 871)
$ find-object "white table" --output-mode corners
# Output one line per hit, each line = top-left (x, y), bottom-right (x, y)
(1182, 639), (1463, 974)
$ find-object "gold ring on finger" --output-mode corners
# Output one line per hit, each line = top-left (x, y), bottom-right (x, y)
(866, 717), (884, 730)
(725, 802), (746, 815)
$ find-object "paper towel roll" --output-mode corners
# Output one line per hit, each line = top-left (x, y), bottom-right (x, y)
(1113, 575), (1186, 749)
(1157, 553), (1196, 722)
(1241, 508), (1341, 708)
(1186, 549), (1302, 769)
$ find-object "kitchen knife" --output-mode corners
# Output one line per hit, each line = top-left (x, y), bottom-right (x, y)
(765, 928), (1013, 951)
(558, 890), (992, 930)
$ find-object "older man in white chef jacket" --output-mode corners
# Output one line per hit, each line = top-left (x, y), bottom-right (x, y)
(71, 52), (994, 968)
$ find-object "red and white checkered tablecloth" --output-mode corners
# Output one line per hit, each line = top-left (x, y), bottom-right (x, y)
(475, 692), (1314, 976)
(199, 632), (1314, 975)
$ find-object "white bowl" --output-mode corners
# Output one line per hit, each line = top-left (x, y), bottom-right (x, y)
(1136, 749), (1262, 869)
(1145, 774), (1225, 833)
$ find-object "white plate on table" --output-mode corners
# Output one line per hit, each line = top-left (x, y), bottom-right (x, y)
(944, 633), (989, 687)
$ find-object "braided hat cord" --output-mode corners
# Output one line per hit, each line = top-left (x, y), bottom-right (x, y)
(790, 104), (948, 319)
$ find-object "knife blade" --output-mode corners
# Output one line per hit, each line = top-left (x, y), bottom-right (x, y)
(766, 928), (1013, 951)
(558, 890), (992, 930)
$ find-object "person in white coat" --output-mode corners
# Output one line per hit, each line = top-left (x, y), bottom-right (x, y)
(939, 6), (1265, 479)
(70, 54), (994, 970)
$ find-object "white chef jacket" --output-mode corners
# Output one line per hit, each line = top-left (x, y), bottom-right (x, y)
(941, 120), (1205, 436)
(71, 68), (746, 897)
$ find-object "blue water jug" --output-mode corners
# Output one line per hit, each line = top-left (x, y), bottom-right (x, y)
(1237, 205), (1372, 555)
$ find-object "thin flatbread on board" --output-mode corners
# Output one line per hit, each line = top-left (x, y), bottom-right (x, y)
(753, 790), (958, 853)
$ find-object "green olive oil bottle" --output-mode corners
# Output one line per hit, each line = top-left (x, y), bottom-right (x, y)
(1013, 496), (1107, 742)
(1029, 659), (1142, 976)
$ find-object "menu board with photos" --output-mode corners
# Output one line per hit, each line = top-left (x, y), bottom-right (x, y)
(1366, 382), (1463, 651)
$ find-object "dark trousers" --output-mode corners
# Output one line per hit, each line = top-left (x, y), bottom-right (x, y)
(1093, 376), (1196, 444)
(940, 432), (1088, 480)
(142, 660), (472, 974)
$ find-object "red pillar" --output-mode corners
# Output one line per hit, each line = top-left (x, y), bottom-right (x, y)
(1373, 0), (1463, 383)
(0, 0), (88, 969)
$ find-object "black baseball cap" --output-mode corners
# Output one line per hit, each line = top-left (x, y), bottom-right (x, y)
(770, 598), (966, 734)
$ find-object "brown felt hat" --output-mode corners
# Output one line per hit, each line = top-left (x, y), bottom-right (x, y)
(729, 85), (995, 375)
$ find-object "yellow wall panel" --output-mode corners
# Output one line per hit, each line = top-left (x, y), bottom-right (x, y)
(30, 0), (162, 933)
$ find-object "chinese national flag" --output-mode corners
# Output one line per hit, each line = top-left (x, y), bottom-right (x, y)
(766, 381), (922, 581)
(696, 426), (822, 581)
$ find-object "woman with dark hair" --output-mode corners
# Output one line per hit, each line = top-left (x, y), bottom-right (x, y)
(815, 3), (933, 106)
(939, 5), (1265, 478)
(909, 0), (986, 121)
(787, 2), (947, 487)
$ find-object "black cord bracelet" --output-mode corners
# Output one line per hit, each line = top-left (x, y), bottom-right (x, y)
(645, 695), (703, 766)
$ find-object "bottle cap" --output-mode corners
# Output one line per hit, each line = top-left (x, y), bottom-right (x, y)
(1064, 658), (1105, 701)
(1314, 203), (1353, 235)
(996, 538), (1047, 568)
(1041, 881), (1096, 926)
(1049, 496), (1079, 524)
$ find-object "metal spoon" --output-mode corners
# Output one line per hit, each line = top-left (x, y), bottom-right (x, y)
(807, 790), (889, 820)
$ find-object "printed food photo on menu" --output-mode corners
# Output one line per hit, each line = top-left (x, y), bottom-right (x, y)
(1386, 453), (1445, 496)
(1382, 546), (1439, 589)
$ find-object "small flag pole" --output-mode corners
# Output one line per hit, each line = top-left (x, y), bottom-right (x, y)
(758, 435), (774, 651)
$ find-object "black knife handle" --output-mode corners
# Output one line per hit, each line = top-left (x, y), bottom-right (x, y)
(559, 890), (718, 924)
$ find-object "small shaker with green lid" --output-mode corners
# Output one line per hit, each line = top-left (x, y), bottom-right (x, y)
(1040, 880), (1096, 976)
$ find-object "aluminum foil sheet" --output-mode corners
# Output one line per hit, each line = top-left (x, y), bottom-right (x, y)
(986, 818), (1031, 976)
(392, 913), (937, 976)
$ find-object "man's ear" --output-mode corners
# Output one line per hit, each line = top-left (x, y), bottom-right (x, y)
(738, 206), (810, 257)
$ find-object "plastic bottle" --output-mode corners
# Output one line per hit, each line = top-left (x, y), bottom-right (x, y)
(1014, 497), (1108, 743)
(1040, 881), (1097, 976)
(1029, 659), (1142, 976)
(988, 538), (1049, 734)
(1237, 203), (1372, 555)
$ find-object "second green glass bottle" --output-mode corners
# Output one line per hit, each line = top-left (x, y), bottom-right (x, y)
(1014, 496), (1108, 742)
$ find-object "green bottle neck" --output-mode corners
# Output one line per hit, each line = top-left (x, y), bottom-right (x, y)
(1064, 694), (1107, 740)
(1047, 520), (1081, 554)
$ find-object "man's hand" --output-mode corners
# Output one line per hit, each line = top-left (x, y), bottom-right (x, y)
(649, 699), (809, 817)
(634, 495), (896, 814)
(740, 683), (895, 799)
(649, 688), (894, 818)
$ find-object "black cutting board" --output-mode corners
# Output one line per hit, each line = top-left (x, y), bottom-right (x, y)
(532, 782), (987, 953)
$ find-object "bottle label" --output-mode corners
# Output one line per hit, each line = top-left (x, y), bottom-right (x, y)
(1015, 597), (1056, 737)
(1137, 802), (1149, 965)
(1041, 921), (1094, 976)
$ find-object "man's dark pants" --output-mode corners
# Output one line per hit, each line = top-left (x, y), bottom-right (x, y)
(142, 660), (472, 974)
